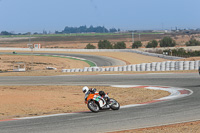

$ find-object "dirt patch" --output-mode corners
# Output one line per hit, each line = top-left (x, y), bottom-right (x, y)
(0, 86), (169, 120)
(176, 57), (200, 61)
(110, 120), (200, 133)
(0, 54), (89, 71)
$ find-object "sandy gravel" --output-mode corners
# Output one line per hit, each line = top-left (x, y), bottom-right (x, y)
(0, 51), (170, 66)
(0, 86), (169, 120)
(0, 54), (89, 71)
(54, 51), (170, 65)
(110, 120), (200, 133)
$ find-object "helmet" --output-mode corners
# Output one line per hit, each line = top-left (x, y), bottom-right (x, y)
(82, 86), (89, 94)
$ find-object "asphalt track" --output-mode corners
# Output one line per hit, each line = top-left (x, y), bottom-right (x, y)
(0, 73), (200, 133)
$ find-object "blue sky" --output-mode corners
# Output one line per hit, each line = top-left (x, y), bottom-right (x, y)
(0, 0), (199, 33)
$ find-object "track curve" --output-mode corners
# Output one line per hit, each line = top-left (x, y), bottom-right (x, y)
(0, 73), (199, 133)
(0, 52), (126, 67)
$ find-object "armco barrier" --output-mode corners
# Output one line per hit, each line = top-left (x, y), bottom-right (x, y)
(62, 60), (200, 73)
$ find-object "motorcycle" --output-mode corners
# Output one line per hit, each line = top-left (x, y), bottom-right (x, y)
(85, 92), (120, 112)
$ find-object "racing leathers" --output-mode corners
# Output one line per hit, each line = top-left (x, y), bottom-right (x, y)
(84, 88), (110, 106)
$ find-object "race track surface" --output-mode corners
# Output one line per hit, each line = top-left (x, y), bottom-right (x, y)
(0, 73), (200, 133)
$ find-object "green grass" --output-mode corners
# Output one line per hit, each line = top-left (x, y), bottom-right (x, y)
(50, 55), (96, 67)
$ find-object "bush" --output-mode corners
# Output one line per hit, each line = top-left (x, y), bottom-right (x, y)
(146, 40), (158, 48)
(162, 48), (200, 57)
(98, 40), (113, 49)
(132, 41), (142, 49)
(185, 38), (200, 46)
(85, 43), (96, 49)
(113, 41), (126, 49)
(159, 36), (176, 47)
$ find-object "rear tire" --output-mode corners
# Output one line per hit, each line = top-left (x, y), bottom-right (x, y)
(88, 101), (99, 113)
(110, 98), (120, 110)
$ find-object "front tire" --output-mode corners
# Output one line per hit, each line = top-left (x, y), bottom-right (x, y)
(110, 98), (120, 110)
(88, 101), (99, 113)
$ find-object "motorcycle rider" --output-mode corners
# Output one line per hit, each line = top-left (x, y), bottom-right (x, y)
(82, 86), (110, 106)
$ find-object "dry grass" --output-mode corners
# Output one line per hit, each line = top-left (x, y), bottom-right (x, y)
(0, 85), (169, 120)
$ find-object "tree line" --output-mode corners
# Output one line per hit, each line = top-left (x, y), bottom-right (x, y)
(56, 25), (120, 34)
(0, 26), (120, 35)
(85, 36), (200, 50)
(162, 48), (200, 57)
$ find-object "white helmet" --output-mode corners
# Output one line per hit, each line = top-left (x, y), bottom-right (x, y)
(82, 86), (89, 94)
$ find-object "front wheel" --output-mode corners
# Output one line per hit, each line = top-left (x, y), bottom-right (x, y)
(87, 101), (100, 113)
(110, 98), (120, 110)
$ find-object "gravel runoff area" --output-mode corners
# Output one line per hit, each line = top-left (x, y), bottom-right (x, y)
(109, 120), (200, 133)
(0, 54), (89, 72)
(0, 86), (169, 120)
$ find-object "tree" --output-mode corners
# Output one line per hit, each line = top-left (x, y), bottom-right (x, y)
(146, 40), (158, 48)
(1, 31), (12, 35)
(85, 43), (96, 49)
(61, 25), (118, 33)
(98, 40), (113, 49)
(113, 42), (126, 49)
(132, 41), (142, 49)
(159, 36), (176, 47)
(109, 28), (117, 33)
(185, 38), (200, 46)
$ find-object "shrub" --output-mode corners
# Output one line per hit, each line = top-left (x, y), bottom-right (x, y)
(146, 40), (158, 48)
(185, 38), (200, 46)
(159, 36), (176, 47)
(85, 43), (96, 49)
(98, 40), (113, 49)
(113, 41), (126, 49)
(132, 41), (142, 49)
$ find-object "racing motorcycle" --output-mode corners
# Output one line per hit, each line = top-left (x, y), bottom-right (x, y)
(85, 92), (120, 112)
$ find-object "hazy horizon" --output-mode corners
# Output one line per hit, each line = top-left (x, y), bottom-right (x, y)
(0, 0), (199, 33)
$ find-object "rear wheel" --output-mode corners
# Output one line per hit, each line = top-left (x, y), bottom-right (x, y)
(110, 98), (120, 110)
(88, 101), (99, 112)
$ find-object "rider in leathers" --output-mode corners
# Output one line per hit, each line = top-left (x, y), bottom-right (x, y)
(82, 86), (110, 106)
